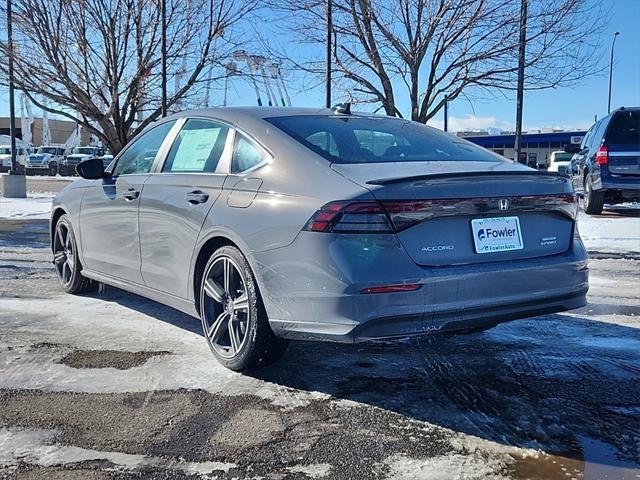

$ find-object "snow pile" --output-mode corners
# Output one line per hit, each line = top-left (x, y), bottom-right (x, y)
(0, 194), (54, 220)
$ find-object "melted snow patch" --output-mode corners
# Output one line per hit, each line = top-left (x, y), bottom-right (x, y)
(384, 453), (511, 480)
(0, 427), (236, 474)
(287, 463), (332, 478)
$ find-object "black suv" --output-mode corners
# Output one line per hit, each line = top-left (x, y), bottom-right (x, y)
(569, 107), (640, 214)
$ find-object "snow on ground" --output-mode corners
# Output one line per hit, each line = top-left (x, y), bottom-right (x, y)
(578, 207), (640, 253)
(0, 194), (54, 220)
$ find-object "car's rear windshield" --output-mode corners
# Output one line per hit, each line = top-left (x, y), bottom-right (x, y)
(553, 153), (574, 162)
(265, 115), (506, 164)
(606, 111), (640, 146)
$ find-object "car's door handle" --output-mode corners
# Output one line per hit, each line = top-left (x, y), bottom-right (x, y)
(186, 191), (209, 205)
(122, 188), (140, 201)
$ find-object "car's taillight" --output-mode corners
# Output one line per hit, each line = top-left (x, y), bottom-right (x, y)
(303, 201), (394, 233)
(596, 146), (608, 165)
(304, 200), (441, 233)
(379, 201), (436, 231)
(305, 194), (577, 234)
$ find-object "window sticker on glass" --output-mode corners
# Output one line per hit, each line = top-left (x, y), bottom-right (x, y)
(169, 127), (226, 172)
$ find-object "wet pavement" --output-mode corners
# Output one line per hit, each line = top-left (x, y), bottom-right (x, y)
(1, 212), (639, 479)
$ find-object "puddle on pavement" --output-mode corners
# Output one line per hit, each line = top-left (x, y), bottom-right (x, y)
(0, 219), (50, 248)
(57, 349), (171, 370)
(511, 437), (640, 480)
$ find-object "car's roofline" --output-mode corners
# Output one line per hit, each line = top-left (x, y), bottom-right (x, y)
(161, 106), (400, 123)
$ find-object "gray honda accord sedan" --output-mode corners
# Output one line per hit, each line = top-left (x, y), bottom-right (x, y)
(51, 107), (589, 370)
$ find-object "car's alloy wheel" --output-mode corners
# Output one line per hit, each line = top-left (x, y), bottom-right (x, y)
(202, 255), (250, 359)
(200, 246), (288, 371)
(53, 215), (93, 294)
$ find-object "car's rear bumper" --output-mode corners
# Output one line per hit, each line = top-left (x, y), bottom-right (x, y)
(270, 290), (587, 343)
(597, 174), (640, 202)
(596, 171), (640, 191)
(255, 232), (589, 343)
(26, 165), (50, 174)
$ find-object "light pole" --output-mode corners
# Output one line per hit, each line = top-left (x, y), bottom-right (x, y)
(6, 0), (17, 174)
(161, 0), (167, 117)
(443, 96), (449, 132)
(1, 0), (26, 197)
(607, 31), (620, 114)
(514, 0), (527, 164)
(325, 0), (332, 108)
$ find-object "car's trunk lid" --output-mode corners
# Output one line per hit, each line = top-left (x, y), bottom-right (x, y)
(331, 161), (576, 266)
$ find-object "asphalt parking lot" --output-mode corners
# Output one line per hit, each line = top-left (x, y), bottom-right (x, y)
(1, 179), (640, 479)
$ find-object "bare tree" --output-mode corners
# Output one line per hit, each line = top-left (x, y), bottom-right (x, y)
(0, 0), (257, 153)
(274, 0), (606, 123)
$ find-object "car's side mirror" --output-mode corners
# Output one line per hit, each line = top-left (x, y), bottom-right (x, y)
(76, 158), (108, 179)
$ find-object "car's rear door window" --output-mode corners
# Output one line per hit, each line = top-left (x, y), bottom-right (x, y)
(162, 119), (229, 173)
(265, 115), (505, 164)
(606, 111), (640, 147)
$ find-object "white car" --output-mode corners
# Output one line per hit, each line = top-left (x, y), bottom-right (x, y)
(0, 145), (29, 173)
(26, 145), (67, 176)
(547, 150), (575, 175)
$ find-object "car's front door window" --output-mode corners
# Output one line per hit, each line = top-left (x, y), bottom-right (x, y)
(112, 120), (176, 176)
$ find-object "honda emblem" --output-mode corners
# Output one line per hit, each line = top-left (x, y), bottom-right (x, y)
(498, 198), (510, 211)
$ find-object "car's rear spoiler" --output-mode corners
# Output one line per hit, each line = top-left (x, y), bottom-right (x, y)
(366, 170), (570, 186)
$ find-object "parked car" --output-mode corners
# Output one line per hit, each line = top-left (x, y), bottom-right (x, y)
(59, 146), (104, 176)
(547, 150), (575, 175)
(570, 107), (640, 214)
(51, 107), (589, 371)
(26, 145), (67, 176)
(0, 145), (29, 173)
(99, 150), (114, 169)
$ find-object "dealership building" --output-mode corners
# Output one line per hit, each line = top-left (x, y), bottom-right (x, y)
(459, 130), (587, 165)
(0, 117), (91, 146)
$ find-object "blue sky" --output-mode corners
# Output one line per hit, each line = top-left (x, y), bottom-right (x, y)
(2, 0), (638, 133)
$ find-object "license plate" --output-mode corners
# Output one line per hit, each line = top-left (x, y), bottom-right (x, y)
(471, 216), (524, 254)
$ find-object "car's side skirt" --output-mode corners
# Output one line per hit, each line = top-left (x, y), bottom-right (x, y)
(81, 269), (200, 319)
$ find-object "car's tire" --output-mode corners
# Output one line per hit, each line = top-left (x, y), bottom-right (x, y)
(583, 176), (604, 215)
(49, 162), (58, 176)
(199, 245), (288, 371)
(52, 215), (93, 294)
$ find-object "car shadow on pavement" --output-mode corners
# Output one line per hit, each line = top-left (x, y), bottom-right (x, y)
(603, 205), (640, 217)
(249, 314), (640, 469)
(83, 287), (203, 336)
